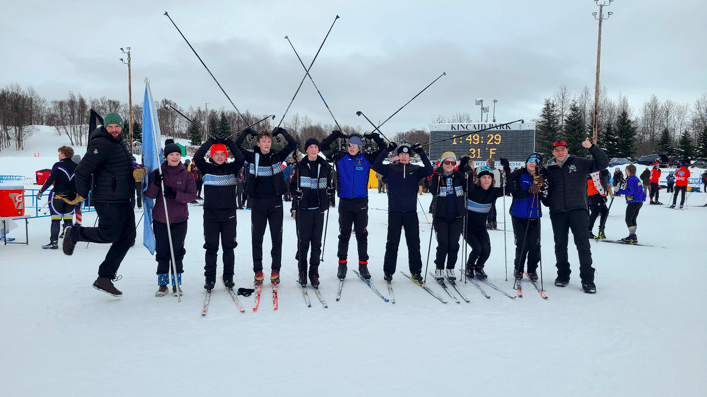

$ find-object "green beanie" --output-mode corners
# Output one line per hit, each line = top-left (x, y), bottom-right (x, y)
(104, 113), (124, 128)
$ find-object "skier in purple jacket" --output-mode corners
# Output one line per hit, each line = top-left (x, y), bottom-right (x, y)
(144, 140), (197, 296)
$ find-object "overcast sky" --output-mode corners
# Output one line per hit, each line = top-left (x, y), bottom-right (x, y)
(2, 0), (705, 134)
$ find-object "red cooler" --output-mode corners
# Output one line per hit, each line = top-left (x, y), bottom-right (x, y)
(0, 186), (25, 217)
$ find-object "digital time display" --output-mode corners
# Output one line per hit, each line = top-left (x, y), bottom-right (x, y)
(428, 122), (536, 162)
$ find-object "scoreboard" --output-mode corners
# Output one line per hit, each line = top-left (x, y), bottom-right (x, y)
(428, 122), (536, 163)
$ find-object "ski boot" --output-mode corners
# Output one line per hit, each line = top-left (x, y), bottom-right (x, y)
(384, 273), (393, 282)
(434, 268), (444, 280)
(619, 234), (637, 245)
(446, 268), (456, 281)
(669, 204), (676, 208)
(679, 205), (683, 209)
(270, 270), (280, 285)
(554, 277), (569, 287)
(337, 261), (347, 279)
(649, 200), (655, 205)
(204, 279), (215, 291)
(298, 271), (307, 287)
(474, 267), (488, 281)
(223, 275), (235, 289)
(527, 271), (539, 282)
(464, 265), (475, 278)
(655, 201), (663, 205)
(42, 241), (58, 250)
(597, 229), (606, 239)
(309, 273), (320, 288)
(588, 232), (597, 239)
(411, 273), (424, 285)
(582, 281), (597, 294)
(254, 271), (264, 286)
(358, 261), (371, 280)
(514, 269), (523, 280)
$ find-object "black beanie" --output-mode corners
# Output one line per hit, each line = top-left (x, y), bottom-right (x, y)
(396, 144), (411, 155)
(164, 139), (181, 157)
(304, 138), (320, 151)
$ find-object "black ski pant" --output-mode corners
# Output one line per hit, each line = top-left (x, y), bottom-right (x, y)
(625, 202), (642, 228)
(337, 197), (369, 262)
(433, 216), (463, 270)
(134, 181), (143, 208)
(203, 208), (237, 282)
(672, 186), (687, 206)
(383, 211), (422, 276)
(465, 227), (491, 270)
(650, 182), (660, 202)
(196, 179), (203, 198)
(73, 201), (135, 279)
(49, 193), (74, 243)
(666, 182), (674, 193)
(154, 220), (187, 275)
(550, 209), (594, 283)
(588, 194), (608, 233)
(251, 197), (283, 273)
(511, 216), (540, 274)
(296, 209), (325, 275)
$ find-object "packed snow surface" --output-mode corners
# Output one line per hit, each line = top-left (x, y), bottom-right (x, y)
(1, 128), (705, 396)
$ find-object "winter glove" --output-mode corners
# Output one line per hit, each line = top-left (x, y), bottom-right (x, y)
(620, 181), (627, 190)
(58, 192), (84, 205)
(237, 288), (254, 297)
(459, 155), (470, 171)
(163, 186), (177, 200)
(411, 143), (424, 154)
(500, 158), (510, 169)
(245, 127), (258, 136)
(152, 171), (163, 187)
(386, 142), (398, 152)
(292, 190), (303, 201)
(363, 131), (375, 140)
(332, 130), (346, 139)
(529, 175), (544, 195)
(327, 187), (336, 199)
(272, 127), (286, 136)
(36, 190), (43, 200)
(434, 166), (444, 174)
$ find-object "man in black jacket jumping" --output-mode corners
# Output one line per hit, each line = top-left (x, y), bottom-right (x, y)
(62, 113), (136, 297)
(544, 138), (608, 294)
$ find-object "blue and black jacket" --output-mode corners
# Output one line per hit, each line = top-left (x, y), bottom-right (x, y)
(617, 175), (646, 204)
(509, 167), (548, 219)
(320, 132), (386, 199)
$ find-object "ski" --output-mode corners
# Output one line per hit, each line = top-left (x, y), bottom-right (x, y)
(222, 277), (246, 312)
(272, 283), (279, 311)
(387, 281), (395, 304)
(299, 282), (312, 307)
(445, 277), (469, 303)
(252, 284), (263, 312)
(312, 287), (328, 308)
(477, 278), (516, 300)
(429, 272), (460, 303)
(596, 239), (662, 248)
(525, 273), (548, 299)
(464, 274), (491, 299)
(401, 272), (447, 304)
(352, 270), (389, 302)
(336, 279), (344, 301)
(201, 289), (211, 316)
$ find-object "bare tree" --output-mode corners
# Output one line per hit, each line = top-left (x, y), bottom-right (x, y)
(553, 84), (572, 130)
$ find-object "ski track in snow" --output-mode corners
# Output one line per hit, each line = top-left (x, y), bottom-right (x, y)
(1, 127), (706, 396)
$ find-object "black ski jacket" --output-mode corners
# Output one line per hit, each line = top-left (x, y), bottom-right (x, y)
(41, 158), (77, 196)
(235, 129), (297, 197)
(290, 156), (332, 213)
(372, 148), (433, 212)
(544, 144), (609, 214)
(193, 138), (245, 209)
(429, 169), (467, 219)
(74, 127), (134, 202)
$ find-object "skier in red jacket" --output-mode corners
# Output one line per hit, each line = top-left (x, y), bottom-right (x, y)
(670, 162), (690, 209)
(649, 163), (662, 205)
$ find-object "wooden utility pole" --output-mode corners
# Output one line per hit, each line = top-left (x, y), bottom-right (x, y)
(121, 47), (133, 153)
(592, 1), (614, 145)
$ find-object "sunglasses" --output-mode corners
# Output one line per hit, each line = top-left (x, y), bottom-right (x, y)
(553, 141), (567, 147)
(443, 160), (456, 165)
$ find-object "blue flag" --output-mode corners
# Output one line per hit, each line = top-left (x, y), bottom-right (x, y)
(142, 80), (163, 255)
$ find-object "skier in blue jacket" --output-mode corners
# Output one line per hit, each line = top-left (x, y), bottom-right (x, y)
(616, 164), (646, 245)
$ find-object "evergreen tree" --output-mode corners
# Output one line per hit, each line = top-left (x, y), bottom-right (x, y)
(217, 112), (230, 139)
(655, 128), (673, 155)
(188, 122), (201, 145)
(615, 110), (637, 159)
(535, 99), (560, 155)
(132, 120), (142, 142)
(563, 102), (588, 157)
(676, 129), (694, 163)
(208, 117), (218, 139)
(696, 126), (707, 158)
(600, 121), (620, 159)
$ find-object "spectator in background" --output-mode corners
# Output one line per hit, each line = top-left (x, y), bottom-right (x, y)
(132, 156), (147, 209)
(640, 168), (650, 195)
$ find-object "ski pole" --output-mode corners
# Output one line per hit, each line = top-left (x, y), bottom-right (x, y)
(321, 162), (334, 262)
(168, 105), (274, 140)
(502, 169), (508, 281)
(276, 15), (340, 129)
(135, 212), (144, 229)
(85, 216), (99, 249)
(424, 175), (441, 284)
(417, 198), (430, 226)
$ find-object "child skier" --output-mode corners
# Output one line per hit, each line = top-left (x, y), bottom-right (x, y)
(235, 127), (297, 285)
(193, 135), (245, 290)
(509, 153), (547, 281)
(291, 138), (334, 287)
(616, 164), (646, 244)
(144, 140), (197, 296)
(462, 158), (512, 280)
(587, 169), (610, 239)
(38, 146), (77, 249)
(429, 152), (466, 280)
(372, 142), (434, 283)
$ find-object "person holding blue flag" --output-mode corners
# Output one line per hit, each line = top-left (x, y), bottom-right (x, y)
(62, 113), (135, 297)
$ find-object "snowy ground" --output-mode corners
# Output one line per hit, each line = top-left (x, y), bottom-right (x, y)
(1, 129), (706, 397)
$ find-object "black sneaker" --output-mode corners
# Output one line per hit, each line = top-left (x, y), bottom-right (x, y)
(474, 268), (487, 281)
(411, 273), (423, 285)
(554, 277), (569, 287)
(337, 261), (347, 279)
(527, 271), (539, 282)
(582, 281), (597, 294)
(42, 241), (58, 250)
(309, 273), (320, 288)
(358, 262), (371, 280)
(384, 273), (393, 282)
(93, 277), (122, 297)
(62, 226), (77, 256)
(204, 279), (215, 291)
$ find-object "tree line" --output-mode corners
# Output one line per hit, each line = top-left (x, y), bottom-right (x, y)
(535, 84), (707, 162)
